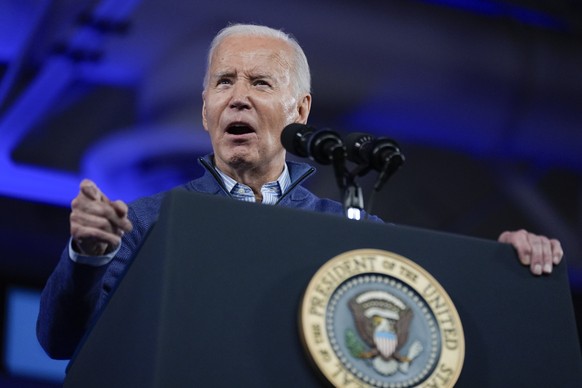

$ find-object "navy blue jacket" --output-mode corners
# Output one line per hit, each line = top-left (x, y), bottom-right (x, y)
(37, 156), (380, 359)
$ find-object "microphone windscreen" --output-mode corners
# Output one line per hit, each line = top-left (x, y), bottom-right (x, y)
(344, 132), (375, 164)
(281, 123), (311, 157)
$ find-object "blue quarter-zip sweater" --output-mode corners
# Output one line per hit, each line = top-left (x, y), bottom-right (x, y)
(37, 155), (380, 359)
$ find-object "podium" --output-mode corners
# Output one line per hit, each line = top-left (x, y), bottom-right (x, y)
(64, 190), (582, 387)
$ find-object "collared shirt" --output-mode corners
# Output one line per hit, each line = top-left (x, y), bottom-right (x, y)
(215, 163), (291, 205)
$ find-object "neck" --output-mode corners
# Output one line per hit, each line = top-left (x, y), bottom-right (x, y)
(216, 158), (285, 201)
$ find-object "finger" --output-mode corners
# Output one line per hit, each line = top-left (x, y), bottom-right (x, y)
(76, 181), (130, 231)
(499, 230), (532, 266)
(70, 208), (130, 261)
(110, 199), (128, 216)
(550, 239), (563, 265)
(72, 199), (119, 223)
(71, 211), (124, 252)
(109, 201), (133, 231)
(70, 209), (119, 236)
(538, 236), (554, 274)
(79, 179), (109, 202)
(73, 206), (132, 241)
(526, 233), (544, 276)
(109, 200), (133, 232)
(79, 179), (100, 200)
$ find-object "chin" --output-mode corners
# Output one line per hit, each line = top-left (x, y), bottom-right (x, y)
(218, 144), (265, 170)
(227, 156), (252, 169)
(223, 151), (257, 169)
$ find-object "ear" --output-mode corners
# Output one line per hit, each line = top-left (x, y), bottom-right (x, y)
(296, 94), (312, 124)
(201, 91), (209, 132)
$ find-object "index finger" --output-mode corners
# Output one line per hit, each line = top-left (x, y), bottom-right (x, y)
(79, 179), (109, 202)
(499, 230), (532, 266)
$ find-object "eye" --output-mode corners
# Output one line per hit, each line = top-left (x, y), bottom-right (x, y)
(216, 78), (232, 86)
(253, 79), (271, 87)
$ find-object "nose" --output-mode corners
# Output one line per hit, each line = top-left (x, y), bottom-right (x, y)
(229, 82), (251, 111)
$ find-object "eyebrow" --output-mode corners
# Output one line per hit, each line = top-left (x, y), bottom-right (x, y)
(249, 73), (276, 82)
(212, 70), (237, 79)
(211, 70), (278, 85)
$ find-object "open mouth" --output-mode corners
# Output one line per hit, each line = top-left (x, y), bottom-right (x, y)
(226, 123), (255, 135)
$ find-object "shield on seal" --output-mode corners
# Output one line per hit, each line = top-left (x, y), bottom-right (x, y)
(374, 328), (398, 359)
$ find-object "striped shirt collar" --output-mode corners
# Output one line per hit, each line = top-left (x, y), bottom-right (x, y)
(214, 163), (291, 205)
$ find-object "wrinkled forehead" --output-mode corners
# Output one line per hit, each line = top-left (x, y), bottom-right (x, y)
(210, 35), (294, 76)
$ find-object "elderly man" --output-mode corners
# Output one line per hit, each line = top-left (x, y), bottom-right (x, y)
(36, 23), (563, 360)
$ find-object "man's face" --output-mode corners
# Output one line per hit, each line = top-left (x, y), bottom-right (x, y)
(202, 35), (311, 175)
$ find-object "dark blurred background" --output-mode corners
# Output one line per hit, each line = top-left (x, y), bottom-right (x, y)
(1, 0), (581, 386)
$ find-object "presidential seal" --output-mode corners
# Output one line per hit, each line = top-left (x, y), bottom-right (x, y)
(299, 249), (464, 387)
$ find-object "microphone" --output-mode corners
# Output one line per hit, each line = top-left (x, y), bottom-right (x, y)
(344, 132), (376, 166)
(281, 123), (345, 165)
(280, 123), (312, 158)
(344, 132), (405, 192)
(345, 132), (404, 172)
(370, 137), (405, 172)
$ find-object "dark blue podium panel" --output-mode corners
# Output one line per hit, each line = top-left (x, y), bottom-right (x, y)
(64, 190), (582, 387)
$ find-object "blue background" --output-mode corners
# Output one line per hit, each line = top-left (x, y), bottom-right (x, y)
(0, 0), (581, 386)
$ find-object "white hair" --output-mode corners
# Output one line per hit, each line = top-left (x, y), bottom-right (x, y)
(203, 23), (311, 97)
